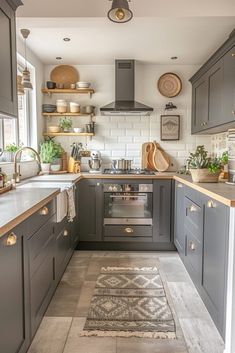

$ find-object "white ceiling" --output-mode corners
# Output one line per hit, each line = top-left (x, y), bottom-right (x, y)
(16, 17), (235, 65)
(17, 0), (235, 17)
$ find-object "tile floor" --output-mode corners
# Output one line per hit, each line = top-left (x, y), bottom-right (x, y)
(28, 251), (224, 353)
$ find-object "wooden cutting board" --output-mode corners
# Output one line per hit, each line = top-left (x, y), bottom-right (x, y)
(146, 143), (156, 170)
(152, 141), (170, 172)
(141, 142), (151, 169)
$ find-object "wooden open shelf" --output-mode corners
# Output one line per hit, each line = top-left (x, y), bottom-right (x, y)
(41, 88), (95, 97)
(43, 132), (94, 137)
(42, 112), (94, 117)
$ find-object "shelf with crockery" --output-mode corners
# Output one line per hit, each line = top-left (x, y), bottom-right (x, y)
(42, 112), (94, 117)
(41, 88), (95, 98)
(43, 132), (94, 137)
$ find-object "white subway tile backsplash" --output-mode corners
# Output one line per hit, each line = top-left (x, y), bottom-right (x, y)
(118, 123), (133, 129)
(111, 150), (126, 157)
(111, 129), (125, 136)
(118, 136), (133, 143)
(125, 116), (141, 122)
(111, 116), (126, 123)
(126, 150), (141, 157)
(126, 129), (141, 136)
(127, 143), (142, 150)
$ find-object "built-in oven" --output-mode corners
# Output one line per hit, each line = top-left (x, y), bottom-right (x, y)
(103, 183), (153, 226)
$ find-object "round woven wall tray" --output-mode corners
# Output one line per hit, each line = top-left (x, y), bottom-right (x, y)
(50, 65), (79, 88)
(157, 72), (182, 98)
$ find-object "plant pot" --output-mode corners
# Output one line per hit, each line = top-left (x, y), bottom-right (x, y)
(41, 163), (51, 174)
(190, 169), (220, 183)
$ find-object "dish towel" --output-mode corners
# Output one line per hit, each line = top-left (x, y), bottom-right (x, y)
(66, 186), (76, 222)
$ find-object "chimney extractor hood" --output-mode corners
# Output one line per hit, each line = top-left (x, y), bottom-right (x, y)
(100, 60), (153, 116)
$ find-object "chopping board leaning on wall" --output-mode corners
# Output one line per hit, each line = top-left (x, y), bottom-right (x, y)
(141, 141), (170, 172)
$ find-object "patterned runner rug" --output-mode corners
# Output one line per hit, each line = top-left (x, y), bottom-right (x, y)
(81, 267), (176, 339)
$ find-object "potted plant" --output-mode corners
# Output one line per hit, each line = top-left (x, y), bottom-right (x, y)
(59, 117), (73, 132)
(220, 151), (229, 180)
(39, 139), (63, 173)
(187, 145), (222, 183)
(4, 143), (21, 162)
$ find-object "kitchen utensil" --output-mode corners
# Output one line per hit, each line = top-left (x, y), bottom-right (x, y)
(46, 81), (56, 89)
(50, 65), (79, 89)
(50, 164), (61, 172)
(70, 83), (76, 89)
(146, 143), (155, 170)
(111, 159), (132, 170)
(141, 142), (151, 169)
(88, 150), (102, 173)
(69, 102), (80, 113)
(76, 82), (91, 89)
(157, 73), (182, 98)
(56, 83), (64, 89)
(86, 123), (94, 133)
(152, 141), (170, 172)
(56, 100), (67, 113)
(83, 105), (95, 114)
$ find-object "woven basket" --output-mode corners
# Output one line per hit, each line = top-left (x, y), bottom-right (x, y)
(190, 169), (220, 183)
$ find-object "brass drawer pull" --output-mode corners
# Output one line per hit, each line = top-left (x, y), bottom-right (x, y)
(5, 232), (17, 246)
(63, 229), (69, 237)
(39, 206), (49, 216)
(124, 227), (134, 234)
(188, 205), (197, 212)
(207, 200), (216, 208)
(232, 53), (235, 57)
(189, 241), (196, 251)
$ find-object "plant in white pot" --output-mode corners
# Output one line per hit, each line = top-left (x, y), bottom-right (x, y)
(187, 145), (222, 183)
(40, 139), (62, 174)
(59, 117), (73, 133)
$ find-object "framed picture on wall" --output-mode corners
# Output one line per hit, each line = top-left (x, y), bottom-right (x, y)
(160, 115), (180, 141)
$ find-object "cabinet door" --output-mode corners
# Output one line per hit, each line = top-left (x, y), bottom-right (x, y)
(202, 198), (229, 338)
(55, 218), (73, 281)
(0, 223), (28, 353)
(78, 179), (103, 242)
(174, 181), (185, 257)
(208, 59), (224, 128)
(153, 180), (172, 243)
(223, 46), (235, 124)
(191, 75), (208, 133)
(0, 0), (17, 117)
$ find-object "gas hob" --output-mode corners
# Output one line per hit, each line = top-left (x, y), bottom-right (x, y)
(103, 169), (155, 175)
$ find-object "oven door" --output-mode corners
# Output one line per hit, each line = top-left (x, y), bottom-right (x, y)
(103, 192), (153, 225)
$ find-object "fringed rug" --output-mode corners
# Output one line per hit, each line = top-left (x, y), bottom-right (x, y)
(81, 267), (176, 339)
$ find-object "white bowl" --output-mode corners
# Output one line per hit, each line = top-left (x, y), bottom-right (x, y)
(73, 127), (83, 133)
(50, 164), (61, 172)
(76, 82), (91, 89)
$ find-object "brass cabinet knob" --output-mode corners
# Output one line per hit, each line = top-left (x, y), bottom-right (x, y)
(207, 200), (216, 208)
(189, 205), (197, 212)
(63, 229), (69, 237)
(124, 227), (134, 234)
(5, 232), (17, 246)
(232, 53), (235, 57)
(232, 110), (235, 115)
(96, 183), (100, 186)
(177, 183), (183, 188)
(39, 206), (49, 216)
(189, 241), (196, 251)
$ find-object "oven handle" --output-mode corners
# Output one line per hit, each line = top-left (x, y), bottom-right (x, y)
(109, 194), (147, 199)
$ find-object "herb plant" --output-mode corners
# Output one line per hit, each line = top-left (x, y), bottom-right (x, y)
(187, 145), (222, 174)
(40, 139), (64, 164)
(59, 117), (73, 131)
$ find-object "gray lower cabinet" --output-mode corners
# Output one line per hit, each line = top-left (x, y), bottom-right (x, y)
(174, 181), (185, 258)
(78, 179), (103, 242)
(153, 180), (172, 243)
(0, 222), (29, 353)
(175, 183), (229, 339)
(201, 196), (229, 339)
(0, 0), (18, 118)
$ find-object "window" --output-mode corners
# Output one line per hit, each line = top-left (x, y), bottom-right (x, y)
(0, 57), (34, 158)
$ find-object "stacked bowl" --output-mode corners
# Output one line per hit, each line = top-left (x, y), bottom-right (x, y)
(42, 104), (57, 113)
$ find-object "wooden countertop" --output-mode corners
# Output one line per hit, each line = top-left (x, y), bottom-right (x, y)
(175, 175), (235, 207)
(0, 188), (60, 237)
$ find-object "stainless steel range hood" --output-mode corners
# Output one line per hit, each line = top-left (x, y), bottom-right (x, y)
(100, 60), (153, 116)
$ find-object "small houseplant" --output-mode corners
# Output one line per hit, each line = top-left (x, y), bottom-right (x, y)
(39, 139), (64, 173)
(187, 145), (221, 183)
(59, 117), (73, 132)
(4, 143), (22, 162)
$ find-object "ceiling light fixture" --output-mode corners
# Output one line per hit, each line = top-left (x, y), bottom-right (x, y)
(20, 29), (33, 90)
(63, 37), (71, 42)
(108, 0), (133, 23)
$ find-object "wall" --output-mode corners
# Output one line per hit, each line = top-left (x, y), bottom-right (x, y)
(44, 63), (211, 171)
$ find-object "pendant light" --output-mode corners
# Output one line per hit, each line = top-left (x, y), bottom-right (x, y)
(20, 29), (33, 90)
(108, 0), (133, 23)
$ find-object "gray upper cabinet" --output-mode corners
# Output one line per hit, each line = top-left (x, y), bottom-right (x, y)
(223, 46), (235, 124)
(190, 29), (235, 134)
(153, 180), (172, 243)
(78, 179), (103, 242)
(0, 222), (29, 353)
(0, 0), (18, 118)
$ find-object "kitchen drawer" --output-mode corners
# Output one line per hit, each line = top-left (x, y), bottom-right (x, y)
(28, 217), (54, 276)
(185, 196), (203, 241)
(27, 200), (56, 237)
(185, 227), (202, 285)
(104, 225), (153, 238)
